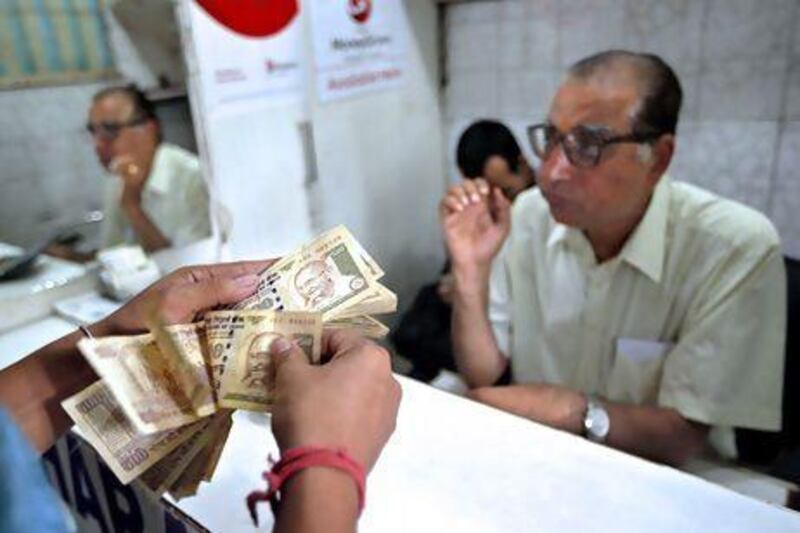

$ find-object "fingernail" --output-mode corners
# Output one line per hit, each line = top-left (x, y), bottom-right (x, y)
(270, 336), (293, 355)
(471, 193), (480, 203)
(479, 185), (489, 195)
(236, 274), (259, 287)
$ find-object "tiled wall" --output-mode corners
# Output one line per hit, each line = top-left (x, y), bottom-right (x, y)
(443, 0), (800, 258)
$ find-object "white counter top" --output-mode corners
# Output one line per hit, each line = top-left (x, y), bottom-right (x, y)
(172, 377), (800, 532)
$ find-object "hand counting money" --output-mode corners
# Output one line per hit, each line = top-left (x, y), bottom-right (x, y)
(62, 226), (396, 497)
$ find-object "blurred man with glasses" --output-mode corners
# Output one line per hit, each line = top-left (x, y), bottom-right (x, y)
(439, 50), (785, 466)
(86, 85), (211, 253)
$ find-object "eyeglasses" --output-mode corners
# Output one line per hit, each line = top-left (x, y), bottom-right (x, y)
(86, 116), (148, 141)
(527, 123), (663, 168)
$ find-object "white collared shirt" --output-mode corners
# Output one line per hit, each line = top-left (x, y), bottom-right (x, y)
(489, 176), (786, 434)
(100, 143), (211, 249)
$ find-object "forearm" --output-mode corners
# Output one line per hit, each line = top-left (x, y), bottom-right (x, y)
(469, 384), (708, 466)
(122, 204), (171, 252)
(275, 468), (359, 533)
(0, 321), (112, 452)
(604, 401), (708, 466)
(451, 265), (507, 387)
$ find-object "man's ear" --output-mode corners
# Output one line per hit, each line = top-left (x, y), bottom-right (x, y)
(143, 118), (160, 142)
(647, 134), (674, 183)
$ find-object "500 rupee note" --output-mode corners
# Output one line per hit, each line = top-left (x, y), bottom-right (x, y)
(217, 311), (322, 411)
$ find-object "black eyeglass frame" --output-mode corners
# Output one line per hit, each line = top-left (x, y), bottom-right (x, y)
(526, 122), (664, 168)
(86, 116), (149, 140)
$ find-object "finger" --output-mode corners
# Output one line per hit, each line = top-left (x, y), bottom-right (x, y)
(182, 259), (276, 284)
(473, 177), (490, 196)
(491, 187), (512, 228)
(441, 196), (465, 215)
(161, 274), (260, 322)
(271, 336), (310, 376)
(109, 155), (133, 174)
(320, 329), (369, 362)
(462, 180), (480, 204)
(447, 185), (471, 207)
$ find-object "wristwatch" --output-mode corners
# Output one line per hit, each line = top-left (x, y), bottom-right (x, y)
(583, 395), (610, 443)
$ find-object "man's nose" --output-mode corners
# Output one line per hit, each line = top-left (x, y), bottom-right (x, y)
(92, 134), (109, 150)
(544, 145), (574, 184)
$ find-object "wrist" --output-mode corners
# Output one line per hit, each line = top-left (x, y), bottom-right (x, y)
(84, 319), (115, 338)
(248, 446), (365, 528)
(451, 263), (490, 299)
(121, 199), (143, 214)
(284, 466), (359, 516)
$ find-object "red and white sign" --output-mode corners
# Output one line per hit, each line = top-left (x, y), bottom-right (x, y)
(188, 0), (304, 114)
(309, 0), (406, 102)
(195, 0), (298, 37)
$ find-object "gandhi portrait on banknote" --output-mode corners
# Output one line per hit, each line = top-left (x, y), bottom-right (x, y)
(293, 258), (365, 309)
(241, 331), (280, 391)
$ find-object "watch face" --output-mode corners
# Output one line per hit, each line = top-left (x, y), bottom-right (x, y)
(585, 401), (610, 442)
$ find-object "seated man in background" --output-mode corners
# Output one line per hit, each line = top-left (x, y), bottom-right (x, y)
(0, 261), (400, 532)
(440, 50), (785, 465)
(88, 84), (211, 253)
(393, 120), (535, 382)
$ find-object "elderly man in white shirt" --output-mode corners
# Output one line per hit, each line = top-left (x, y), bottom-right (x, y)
(87, 85), (211, 252)
(439, 50), (785, 466)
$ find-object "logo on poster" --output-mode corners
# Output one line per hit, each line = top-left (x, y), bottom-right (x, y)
(347, 0), (371, 24)
(196, 0), (298, 37)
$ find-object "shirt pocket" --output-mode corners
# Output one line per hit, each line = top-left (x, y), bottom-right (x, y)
(605, 338), (673, 405)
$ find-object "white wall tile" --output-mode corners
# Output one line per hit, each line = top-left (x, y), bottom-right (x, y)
(445, 70), (499, 120)
(446, 2), (500, 28)
(769, 122), (800, 258)
(703, 0), (794, 61)
(522, 0), (560, 70)
(785, 65), (800, 120)
(497, 70), (559, 119)
(624, 0), (704, 73)
(447, 21), (498, 74)
(557, 0), (629, 67)
(698, 58), (788, 120)
(668, 120), (777, 214)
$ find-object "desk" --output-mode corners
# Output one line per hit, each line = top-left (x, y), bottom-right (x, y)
(0, 243), (97, 332)
(172, 377), (800, 532)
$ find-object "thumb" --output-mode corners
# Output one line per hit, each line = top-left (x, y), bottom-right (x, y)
(492, 187), (512, 230)
(270, 336), (310, 376)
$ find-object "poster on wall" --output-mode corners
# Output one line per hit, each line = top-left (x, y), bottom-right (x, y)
(309, 0), (407, 102)
(186, 0), (304, 115)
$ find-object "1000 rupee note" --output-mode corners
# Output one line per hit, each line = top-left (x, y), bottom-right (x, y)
(233, 227), (378, 320)
(62, 381), (206, 485)
(78, 324), (215, 434)
(217, 311), (322, 411)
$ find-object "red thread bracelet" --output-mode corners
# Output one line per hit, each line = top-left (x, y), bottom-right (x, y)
(246, 446), (366, 526)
